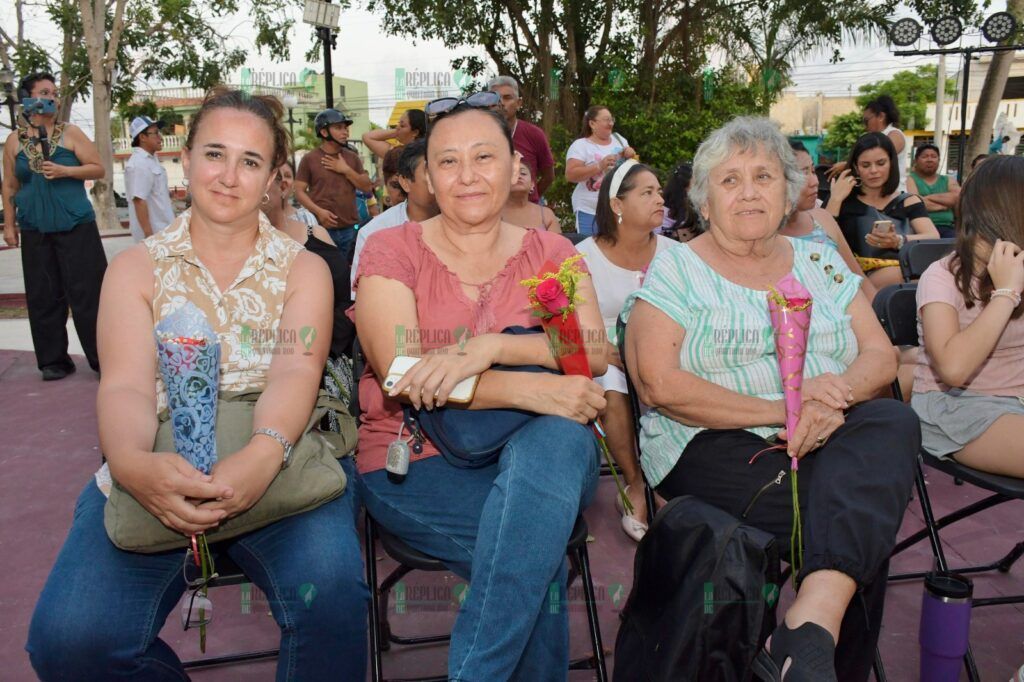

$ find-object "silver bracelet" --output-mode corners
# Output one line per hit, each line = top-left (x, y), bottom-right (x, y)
(992, 288), (1022, 307)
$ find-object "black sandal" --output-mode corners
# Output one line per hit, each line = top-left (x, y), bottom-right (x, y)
(751, 621), (837, 682)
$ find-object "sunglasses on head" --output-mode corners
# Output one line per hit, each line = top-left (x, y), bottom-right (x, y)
(425, 92), (501, 123)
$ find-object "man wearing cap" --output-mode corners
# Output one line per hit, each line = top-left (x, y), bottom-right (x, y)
(124, 116), (175, 241)
(294, 109), (373, 259)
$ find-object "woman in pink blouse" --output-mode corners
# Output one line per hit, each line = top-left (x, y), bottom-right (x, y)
(353, 101), (608, 679)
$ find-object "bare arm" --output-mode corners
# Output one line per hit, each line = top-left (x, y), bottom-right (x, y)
(98, 246), (231, 534)
(348, 170), (374, 193)
(543, 206), (561, 232)
(625, 299), (786, 429)
(361, 129), (398, 159)
(132, 197), (153, 237)
(887, 129), (906, 155)
(2, 134), (19, 246)
(56, 125), (104, 180)
(201, 250), (334, 518)
(566, 157), (603, 184)
(836, 291), (899, 401)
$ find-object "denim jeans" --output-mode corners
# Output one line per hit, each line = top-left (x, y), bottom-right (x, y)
(357, 415), (600, 681)
(327, 225), (357, 261)
(27, 458), (368, 682)
(575, 211), (597, 236)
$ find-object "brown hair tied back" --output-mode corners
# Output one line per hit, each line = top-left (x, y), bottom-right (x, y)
(184, 86), (290, 170)
(951, 155), (1024, 319)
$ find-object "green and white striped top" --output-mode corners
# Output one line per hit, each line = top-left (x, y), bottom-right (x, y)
(621, 236), (862, 486)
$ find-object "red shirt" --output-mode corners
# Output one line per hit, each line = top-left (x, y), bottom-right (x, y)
(350, 222), (581, 473)
(512, 119), (555, 202)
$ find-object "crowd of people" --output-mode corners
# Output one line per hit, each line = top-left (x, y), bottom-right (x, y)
(3, 70), (1023, 681)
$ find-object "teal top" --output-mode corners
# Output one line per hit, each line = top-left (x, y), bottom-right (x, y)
(790, 219), (837, 249)
(621, 236), (862, 486)
(13, 124), (95, 232)
(908, 171), (954, 228)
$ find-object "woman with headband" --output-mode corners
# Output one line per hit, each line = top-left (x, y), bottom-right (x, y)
(576, 159), (675, 541)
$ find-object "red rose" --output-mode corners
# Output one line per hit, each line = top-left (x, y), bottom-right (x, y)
(535, 277), (570, 314)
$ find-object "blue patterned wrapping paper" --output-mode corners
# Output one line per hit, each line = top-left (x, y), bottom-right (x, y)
(154, 302), (221, 474)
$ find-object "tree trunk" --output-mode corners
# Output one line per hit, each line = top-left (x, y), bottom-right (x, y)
(965, 0), (1024, 164)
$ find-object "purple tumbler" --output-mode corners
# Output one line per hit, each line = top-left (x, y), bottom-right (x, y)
(919, 571), (973, 682)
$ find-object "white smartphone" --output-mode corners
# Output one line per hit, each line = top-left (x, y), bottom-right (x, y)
(383, 356), (479, 404)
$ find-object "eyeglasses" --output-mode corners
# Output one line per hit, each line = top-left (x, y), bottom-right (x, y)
(425, 92), (501, 123)
(594, 117), (616, 124)
(181, 534), (218, 652)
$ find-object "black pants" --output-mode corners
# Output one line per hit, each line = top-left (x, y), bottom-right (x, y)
(656, 399), (920, 682)
(21, 222), (107, 372)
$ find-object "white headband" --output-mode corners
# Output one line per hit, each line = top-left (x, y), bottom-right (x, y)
(608, 159), (639, 199)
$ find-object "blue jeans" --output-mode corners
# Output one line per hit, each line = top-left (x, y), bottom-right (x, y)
(357, 416), (600, 681)
(327, 225), (357, 259)
(575, 211), (596, 236)
(26, 458), (368, 681)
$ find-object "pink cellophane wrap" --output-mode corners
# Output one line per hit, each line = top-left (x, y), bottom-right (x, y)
(767, 273), (813, 465)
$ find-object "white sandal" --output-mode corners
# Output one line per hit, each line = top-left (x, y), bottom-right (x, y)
(615, 485), (648, 542)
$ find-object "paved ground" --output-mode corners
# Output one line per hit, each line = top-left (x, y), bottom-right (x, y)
(0, 348), (1021, 680)
(0, 231), (132, 296)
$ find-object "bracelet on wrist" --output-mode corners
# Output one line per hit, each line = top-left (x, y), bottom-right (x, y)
(991, 288), (1022, 307)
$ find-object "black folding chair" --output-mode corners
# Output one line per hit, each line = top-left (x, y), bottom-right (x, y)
(353, 340), (608, 681)
(873, 283), (1024, 682)
(615, 314), (888, 681)
(898, 238), (955, 282)
(563, 231), (590, 245)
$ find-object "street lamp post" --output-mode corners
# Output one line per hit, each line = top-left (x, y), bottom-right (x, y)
(283, 93), (299, 171)
(0, 67), (18, 131)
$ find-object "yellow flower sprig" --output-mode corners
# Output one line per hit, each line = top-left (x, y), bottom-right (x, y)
(520, 254), (588, 321)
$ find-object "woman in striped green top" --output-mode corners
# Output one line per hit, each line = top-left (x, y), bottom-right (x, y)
(621, 117), (920, 682)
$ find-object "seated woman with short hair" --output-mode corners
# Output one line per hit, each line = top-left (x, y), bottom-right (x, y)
(353, 100), (607, 678)
(913, 155), (1024, 478)
(623, 116), (919, 681)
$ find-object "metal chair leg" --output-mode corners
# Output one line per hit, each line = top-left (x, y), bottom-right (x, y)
(575, 542), (609, 682)
(365, 516), (384, 682)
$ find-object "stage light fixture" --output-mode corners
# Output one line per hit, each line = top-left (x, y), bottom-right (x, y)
(982, 11), (1018, 43)
(890, 18), (923, 46)
(931, 16), (963, 46)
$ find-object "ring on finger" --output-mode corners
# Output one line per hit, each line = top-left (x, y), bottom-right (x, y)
(815, 434), (827, 445)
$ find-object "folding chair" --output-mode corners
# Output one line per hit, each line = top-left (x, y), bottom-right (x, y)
(615, 314), (888, 681)
(873, 283), (1024, 682)
(563, 231), (590, 246)
(352, 340), (608, 681)
(898, 239), (955, 282)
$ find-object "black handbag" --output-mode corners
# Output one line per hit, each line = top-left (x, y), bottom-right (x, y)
(403, 326), (557, 469)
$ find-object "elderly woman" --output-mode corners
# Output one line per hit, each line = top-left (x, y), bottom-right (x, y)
(26, 89), (368, 680)
(622, 117), (919, 681)
(827, 132), (939, 289)
(353, 98), (607, 678)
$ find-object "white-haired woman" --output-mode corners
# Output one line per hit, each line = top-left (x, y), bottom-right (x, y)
(622, 117), (919, 681)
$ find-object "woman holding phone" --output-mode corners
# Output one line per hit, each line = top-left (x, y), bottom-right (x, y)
(827, 132), (938, 287)
(565, 105), (636, 235)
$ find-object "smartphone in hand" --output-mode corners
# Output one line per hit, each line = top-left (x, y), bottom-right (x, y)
(871, 220), (894, 235)
(383, 356), (479, 404)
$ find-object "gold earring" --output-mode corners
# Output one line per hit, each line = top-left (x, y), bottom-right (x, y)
(617, 213), (623, 225)
(262, 193), (270, 205)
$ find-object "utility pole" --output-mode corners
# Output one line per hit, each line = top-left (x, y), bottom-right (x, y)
(322, 22), (335, 109)
(303, 0), (341, 109)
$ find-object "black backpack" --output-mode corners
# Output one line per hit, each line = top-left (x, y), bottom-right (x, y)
(614, 495), (781, 682)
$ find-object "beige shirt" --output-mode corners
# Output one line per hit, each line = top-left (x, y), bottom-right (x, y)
(95, 209), (303, 494)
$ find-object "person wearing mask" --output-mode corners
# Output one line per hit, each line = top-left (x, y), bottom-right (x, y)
(907, 143), (959, 239)
(351, 139), (439, 291)
(576, 160), (675, 541)
(502, 163), (560, 231)
(361, 109), (426, 161)
(2, 72), (107, 380)
(489, 76), (555, 202)
(125, 115), (175, 242)
(294, 108), (373, 257)
(565, 105), (636, 235)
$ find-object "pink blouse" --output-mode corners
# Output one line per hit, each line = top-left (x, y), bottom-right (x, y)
(351, 222), (582, 474)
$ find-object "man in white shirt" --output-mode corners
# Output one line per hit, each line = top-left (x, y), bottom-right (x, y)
(350, 139), (438, 293)
(124, 116), (175, 241)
